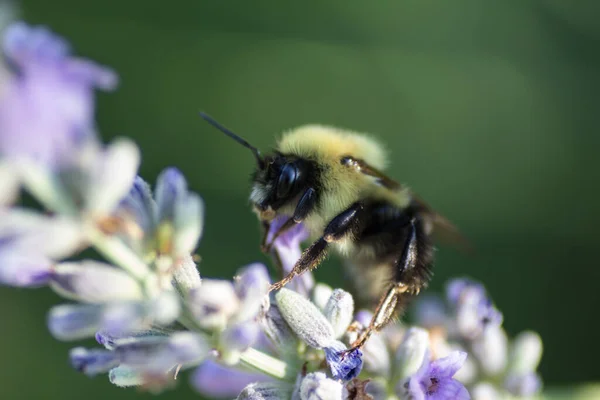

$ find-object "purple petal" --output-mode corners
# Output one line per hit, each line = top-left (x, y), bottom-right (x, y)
(429, 351), (468, 380)
(69, 347), (119, 376)
(324, 340), (363, 381)
(267, 215), (309, 248)
(0, 22), (116, 167)
(48, 303), (102, 341)
(221, 322), (261, 352)
(191, 360), (271, 398)
(118, 176), (156, 235)
(428, 379), (470, 400)
(0, 252), (52, 287)
(268, 216), (313, 294)
(155, 167), (187, 222)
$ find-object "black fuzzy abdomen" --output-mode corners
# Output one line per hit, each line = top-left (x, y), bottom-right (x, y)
(344, 201), (434, 306)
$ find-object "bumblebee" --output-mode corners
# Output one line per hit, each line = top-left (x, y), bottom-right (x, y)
(200, 113), (463, 350)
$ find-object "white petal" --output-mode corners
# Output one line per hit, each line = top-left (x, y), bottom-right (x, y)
(509, 331), (543, 374)
(189, 279), (240, 330)
(51, 261), (144, 303)
(85, 139), (140, 214)
(172, 193), (204, 257)
(394, 327), (430, 379)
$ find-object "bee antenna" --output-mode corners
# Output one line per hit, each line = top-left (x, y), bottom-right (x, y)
(199, 112), (265, 169)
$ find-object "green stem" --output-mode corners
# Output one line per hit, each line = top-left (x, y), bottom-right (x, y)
(87, 226), (151, 281)
(239, 347), (290, 380)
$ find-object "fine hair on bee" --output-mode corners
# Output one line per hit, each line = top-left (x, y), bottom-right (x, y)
(199, 112), (464, 351)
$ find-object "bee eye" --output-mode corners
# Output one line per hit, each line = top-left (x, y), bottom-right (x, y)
(277, 163), (297, 198)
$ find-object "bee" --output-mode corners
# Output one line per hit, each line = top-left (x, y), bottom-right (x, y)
(200, 113), (464, 350)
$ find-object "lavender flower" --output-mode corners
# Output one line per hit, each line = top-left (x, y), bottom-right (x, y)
(267, 215), (313, 295)
(402, 351), (470, 400)
(0, 20), (547, 400)
(0, 22), (116, 167)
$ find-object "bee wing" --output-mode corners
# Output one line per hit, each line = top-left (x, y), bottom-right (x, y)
(409, 194), (473, 253)
(344, 156), (471, 252)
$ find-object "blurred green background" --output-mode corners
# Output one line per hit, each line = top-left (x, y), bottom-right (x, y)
(1, 0), (599, 399)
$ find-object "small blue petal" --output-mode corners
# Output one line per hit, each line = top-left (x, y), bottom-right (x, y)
(69, 347), (119, 376)
(324, 340), (363, 381)
(155, 167), (187, 222)
(48, 304), (102, 341)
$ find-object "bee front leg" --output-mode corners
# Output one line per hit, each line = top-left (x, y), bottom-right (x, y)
(269, 202), (364, 292)
(262, 187), (317, 252)
(349, 218), (432, 350)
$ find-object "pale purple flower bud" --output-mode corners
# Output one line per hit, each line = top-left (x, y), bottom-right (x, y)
(311, 283), (333, 311)
(395, 327), (430, 379)
(471, 325), (507, 376)
(69, 347), (119, 376)
(108, 366), (144, 387)
(300, 372), (343, 400)
(189, 279), (240, 330)
(402, 351), (470, 400)
(504, 372), (542, 396)
(221, 322), (261, 364)
(192, 360), (272, 398)
(268, 216), (313, 295)
(323, 340), (363, 381)
(447, 278), (502, 339)
(234, 263), (270, 322)
(237, 382), (292, 400)
(51, 261), (143, 303)
(323, 289), (354, 339)
(48, 303), (102, 340)
(0, 22), (117, 167)
(275, 288), (334, 348)
(0, 252), (52, 287)
(509, 331), (543, 374)
(172, 255), (201, 294)
(155, 167), (187, 222)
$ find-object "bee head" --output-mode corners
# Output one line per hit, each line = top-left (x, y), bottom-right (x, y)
(250, 155), (309, 220)
(199, 112), (309, 220)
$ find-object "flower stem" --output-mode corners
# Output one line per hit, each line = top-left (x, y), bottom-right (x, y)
(87, 226), (151, 281)
(240, 348), (290, 380)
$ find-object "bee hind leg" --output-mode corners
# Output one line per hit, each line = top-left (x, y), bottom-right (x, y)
(269, 202), (364, 292)
(348, 217), (433, 350)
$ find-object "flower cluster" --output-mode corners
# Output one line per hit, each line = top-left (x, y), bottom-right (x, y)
(0, 20), (543, 400)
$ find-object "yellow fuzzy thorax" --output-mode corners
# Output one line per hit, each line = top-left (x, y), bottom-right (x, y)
(277, 125), (410, 241)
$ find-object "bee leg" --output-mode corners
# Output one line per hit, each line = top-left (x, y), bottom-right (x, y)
(262, 187), (317, 252)
(348, 218), (431, 350)
(269, 202), (364, 292)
